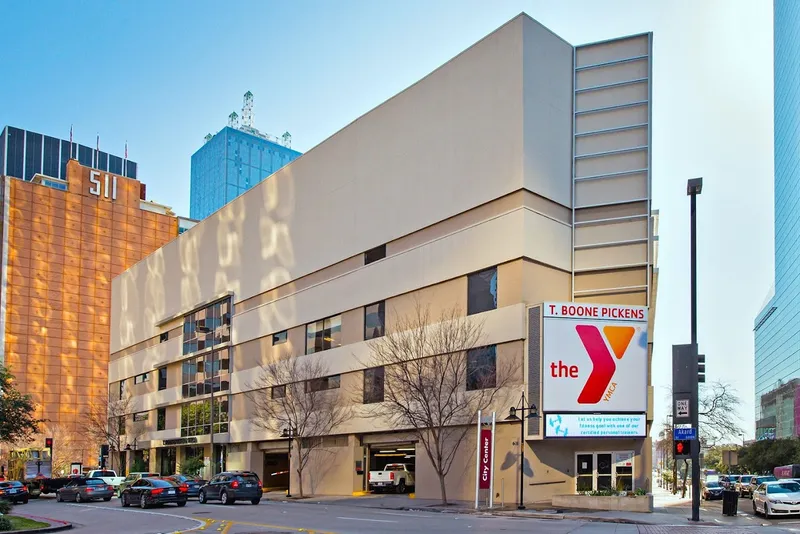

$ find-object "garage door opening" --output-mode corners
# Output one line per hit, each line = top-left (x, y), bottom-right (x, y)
(263, 452), (289, 492)
(367, 442), (416, 492)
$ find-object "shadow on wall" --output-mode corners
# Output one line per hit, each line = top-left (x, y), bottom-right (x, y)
(305, 447), (339, 496)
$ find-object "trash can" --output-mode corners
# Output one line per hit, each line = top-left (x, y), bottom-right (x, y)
(722, 490), (739, 516)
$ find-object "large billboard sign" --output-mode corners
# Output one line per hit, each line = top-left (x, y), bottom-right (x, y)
(542, 303), (648, 413)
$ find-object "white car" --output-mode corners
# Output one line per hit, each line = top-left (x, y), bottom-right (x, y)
(753, 480), (800, 518)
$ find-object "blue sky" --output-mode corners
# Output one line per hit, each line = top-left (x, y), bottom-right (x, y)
(1, 0), (773, 438)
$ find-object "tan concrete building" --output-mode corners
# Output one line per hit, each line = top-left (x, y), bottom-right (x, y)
(0, 158), (183, 463)
(110, 14), (658, 503)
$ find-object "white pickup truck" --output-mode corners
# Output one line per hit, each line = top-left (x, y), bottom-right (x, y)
(368, 463), (415, 493)
(85, 470), (125, 494)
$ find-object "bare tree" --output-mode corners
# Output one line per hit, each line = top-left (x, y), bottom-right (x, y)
(699, 381), (743, 446)
(38, 423), (94, 476)
(245, 357), (351, 498)
(362, 303), (512, 505)
(86, 392), (146, 471)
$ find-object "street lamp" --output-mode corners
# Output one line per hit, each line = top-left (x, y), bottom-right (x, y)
(281, 427), (297, 498)
(195, 324), (216, 477)
(505, 392), (539, 510)
(687, 177), (702, 522)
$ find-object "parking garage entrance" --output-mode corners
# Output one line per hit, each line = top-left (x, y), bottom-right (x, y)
(263, 452), (289, 492)
(367, 442), (416, 474)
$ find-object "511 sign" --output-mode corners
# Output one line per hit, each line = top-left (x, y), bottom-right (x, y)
(89, 171), (119, 200)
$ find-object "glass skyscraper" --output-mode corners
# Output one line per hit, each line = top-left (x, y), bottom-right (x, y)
(1, 125), (137, 182)
(754, 0), (800, 440)
(189, 126), (301, 220)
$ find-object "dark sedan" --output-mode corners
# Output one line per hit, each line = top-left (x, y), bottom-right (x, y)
(703, 480), (724, 500)
(165, 475), (205, 498)
(120, 477), (187, 508)
(0, 481), (29, 504)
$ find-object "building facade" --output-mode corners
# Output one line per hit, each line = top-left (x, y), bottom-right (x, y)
(1, 126), (137, 183)
(0, 158), (180, 464)
(111, 15), (657, 502)
(754, 0), (800, 439)
(189, 126), (301, 220)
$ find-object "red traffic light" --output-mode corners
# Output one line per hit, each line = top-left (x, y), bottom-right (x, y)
(676, 442), (684, 454)
(45, 438), (53, 448)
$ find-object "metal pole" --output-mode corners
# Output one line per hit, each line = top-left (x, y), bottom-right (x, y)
(209, 335), (215, 477)
(475, 410), (482, 509)
(489, 412), (496, 509)
(518, 393), (525, 510)
(287, 432), (292, 498)
(690, 190), (700, 522)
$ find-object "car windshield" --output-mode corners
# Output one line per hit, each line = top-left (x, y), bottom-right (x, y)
(93, 471), (116, 477)
(86, 479), (105, 485)
(150, 479), (176, 488)
(768, 482), (800, 494)
(385, 465), (405, 471)
(706, 482), (721, 488)
(170, 475), (187, 482)
(239, 475), (259, 484)
(759, 477), (777, 483)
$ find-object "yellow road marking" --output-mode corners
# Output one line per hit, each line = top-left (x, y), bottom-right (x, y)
(224, 519), (336, 534)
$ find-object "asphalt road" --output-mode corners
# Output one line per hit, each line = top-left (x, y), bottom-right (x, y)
(9, 496), (798, 534)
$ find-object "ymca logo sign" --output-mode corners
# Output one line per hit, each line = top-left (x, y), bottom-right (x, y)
(542, 303), (647, 414)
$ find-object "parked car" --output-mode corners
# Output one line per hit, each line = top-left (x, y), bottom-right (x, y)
(750, 475), (778, 498)
(118, 472), (160, 495)
(0, 481), (29, 504)
(753, 480), (800, 517)
(56, 478), (114, 502)
(719, 474), (741, 490)
(368, 463), (415, 494)
(120, 477), (187, 508)
(165, 475), (205, 498)
(737, 475), (755, 497)
(198, 471), (262, 505)
(702, 480), (724, 500)
(85, 470), (126, 494)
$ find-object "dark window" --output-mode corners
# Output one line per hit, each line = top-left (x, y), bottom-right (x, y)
(43, 136), (60, 178)
(467, 345), (497, 391)
(25, 131), (42, 180)
(5, 127), (24, 178)
(108, 154), (123, 175)
(364, 244), (386, 265)
(158, 367), (167, 391)
(126, 160), (137, 179)
(182, 298), (231, 355)
(60, 140), (73, 180)
(119, 380), (125, 400)
(160, 332), (169, 343)
(134, 373), (149, 385)
(467, 267), (498, 315)
(306, 375), (341, 393)
(271, 385), (286, 399)
(364, 302), (385, 340)
(306, 315), (342, 354)
(0, 128), (6, 175)
(272, 331), (288, 345)
(181, 348), (231, 398)
(363, 367), (385, 404)
(118, 416), (126, 436)
(78, 145), (93, 167)
(133, 412), (148, 422)
(96, 151), (108, 171)
(157, 408), (166, 431)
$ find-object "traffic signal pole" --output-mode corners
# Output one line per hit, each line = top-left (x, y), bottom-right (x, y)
(688, 179), (701, 522)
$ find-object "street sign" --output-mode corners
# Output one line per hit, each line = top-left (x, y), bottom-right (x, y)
(674, 427), (697, 440)
(676, 399), (690, 418)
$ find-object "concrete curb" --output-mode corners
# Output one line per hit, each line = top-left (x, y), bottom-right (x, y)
(4, 514), (73, 533)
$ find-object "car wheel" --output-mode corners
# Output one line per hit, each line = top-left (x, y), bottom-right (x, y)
(140, 494), (148, 509)
(220, 490), (230, 505)
(753, 500), (758, 516)
(177, 501), (186, 507)
(75, 492), (83, 503)
(251, 498), (261, 505)
(103, 497), (112, 502)
(56, 493), (62, 503)
(22, 498), (28, 504)
(765, 503), (772, 519)
(397, 480), (406, 494)
(121, 494), (130, 507)
(198, 490), (207, 504)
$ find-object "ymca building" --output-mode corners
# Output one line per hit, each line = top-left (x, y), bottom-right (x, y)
(110, 14), (658, 503)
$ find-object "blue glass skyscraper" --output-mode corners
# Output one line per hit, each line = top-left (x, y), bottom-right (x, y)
(754, 0), (800, 440)
(189, 126), (302, 220)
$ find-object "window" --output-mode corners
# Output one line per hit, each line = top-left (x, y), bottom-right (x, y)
(118, 417), (126, 436)
(363, 367), (385, 404)
(306, 375), (341, 393)
(180, 397), (229, 437)
(182, 298), (232, 354)
(271, 385), (286, 399)
(158, 367), (167, 391)
(119, 380), (125, 400)
(272, 331), (288, 345)
(134, 373), (149, 385)
(181, 348), (231, 398)
(575, 451), (635, 493)
(467, 267), (498, 315)
(160, 332), (169, 343)
(157, 408), (166, 431)
(364, 302), (385, 340)
(364, 244), (386, 265)
(467, 345), (497, 391)
(133, 412), (148, 422)
(305, 315), (342, 354)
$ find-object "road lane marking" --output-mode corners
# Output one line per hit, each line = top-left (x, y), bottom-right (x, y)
(377, 511), (438, 518)
(229, 520), (336, 534)
(64, 503), (206, 533)
(336, 517), (397, 523)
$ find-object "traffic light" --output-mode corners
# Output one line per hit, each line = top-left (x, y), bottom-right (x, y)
(675, 439), (691, 457)
(697, 354), (706, 384)
(44, 437), (53, 450)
